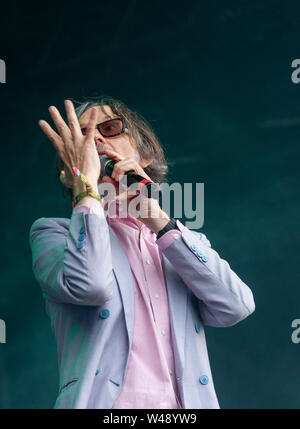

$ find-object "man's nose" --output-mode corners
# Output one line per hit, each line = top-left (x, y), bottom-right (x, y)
(94, 127), (103, 141)
(94, 128), (106, 146)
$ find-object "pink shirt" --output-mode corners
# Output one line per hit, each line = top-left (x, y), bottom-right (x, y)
(73, 199), (183, 409)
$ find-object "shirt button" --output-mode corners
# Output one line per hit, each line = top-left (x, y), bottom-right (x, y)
(173, 233), (179, 239)
(161, 329), (166, 335)
(154, 293), (160, 299)
(146, 259), (151, 265)
(169, 369), (173, 375)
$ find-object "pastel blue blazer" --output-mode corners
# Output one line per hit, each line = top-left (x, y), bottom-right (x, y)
(29, 211), (255, 409)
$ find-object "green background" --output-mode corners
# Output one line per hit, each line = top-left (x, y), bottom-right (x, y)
(0, 0), (299, 408)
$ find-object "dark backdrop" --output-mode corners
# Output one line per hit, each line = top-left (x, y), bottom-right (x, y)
(0, 0), (299, 408)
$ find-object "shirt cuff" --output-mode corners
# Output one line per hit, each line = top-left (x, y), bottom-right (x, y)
(73, 201), (105, 218)
(156, 219), (185, 250)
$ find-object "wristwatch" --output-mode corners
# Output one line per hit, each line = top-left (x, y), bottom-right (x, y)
(156, 218), (178, 239)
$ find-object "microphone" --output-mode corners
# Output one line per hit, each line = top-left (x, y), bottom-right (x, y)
(99, 154), (159, 199)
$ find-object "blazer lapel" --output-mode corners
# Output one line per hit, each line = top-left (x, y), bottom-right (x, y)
(108, 225), (135, 346)
(162, 254), (188, 371)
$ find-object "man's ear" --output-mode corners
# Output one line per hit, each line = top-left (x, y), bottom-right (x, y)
(141, 158), (153, 169)
(59, 170), (73, 189)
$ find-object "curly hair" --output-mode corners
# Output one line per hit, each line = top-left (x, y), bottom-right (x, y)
(55, 96), (168, 200)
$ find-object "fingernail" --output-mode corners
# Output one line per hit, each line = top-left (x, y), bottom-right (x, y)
(49, 106), (55, 111)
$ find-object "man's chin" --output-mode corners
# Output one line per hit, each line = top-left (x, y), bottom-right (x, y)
(100, 176), (119, 189)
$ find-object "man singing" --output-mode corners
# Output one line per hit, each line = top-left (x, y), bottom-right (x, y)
(29, 97), (255, 409)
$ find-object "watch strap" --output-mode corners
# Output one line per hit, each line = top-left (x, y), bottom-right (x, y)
(156, 218), (178, 239)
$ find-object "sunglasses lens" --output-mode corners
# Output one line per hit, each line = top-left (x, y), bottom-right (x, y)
(81, 118), (124, 137)
(100, 119), (124, 136)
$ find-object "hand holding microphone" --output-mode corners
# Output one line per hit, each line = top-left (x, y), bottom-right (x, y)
(99, 150), (159, 199)
(98, 147), (169, 232)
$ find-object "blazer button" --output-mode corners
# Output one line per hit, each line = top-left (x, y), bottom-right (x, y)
(190, 245), (197, 252)
(196, 251), (203, 258)
(95, 368), (102, 376)
(195, 322), (201, 333)
(78, 233), (85, 241)
(80, 226), (86, 234)
(199, 375), (209, 385)
(76, 242), (84, 249)
(99, 309), (110, 319)
(201, 256), (208, 263)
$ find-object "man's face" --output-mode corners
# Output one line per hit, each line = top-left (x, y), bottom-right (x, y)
(78, 105), (141, 189)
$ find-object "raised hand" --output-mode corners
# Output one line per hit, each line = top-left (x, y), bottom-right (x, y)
(38, 100), (100, 191)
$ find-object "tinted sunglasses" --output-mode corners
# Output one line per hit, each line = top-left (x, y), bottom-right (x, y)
(80, 117), (126, 138)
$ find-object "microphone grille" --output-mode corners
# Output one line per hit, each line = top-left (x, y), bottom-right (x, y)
(99, 154), (110, 179)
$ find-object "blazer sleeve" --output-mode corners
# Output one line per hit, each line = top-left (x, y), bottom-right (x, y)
(29, 208), (114, 306)
(158, 220), (255, 327)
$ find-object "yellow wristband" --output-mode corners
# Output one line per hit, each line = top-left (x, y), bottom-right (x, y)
(72, 166), (101, 208)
